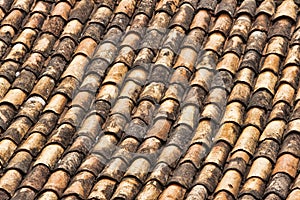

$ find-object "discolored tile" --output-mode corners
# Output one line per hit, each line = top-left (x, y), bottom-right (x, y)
(136, 180), (163, 200)
(190, 10), (211, 32)
(169, 3), (194, 31)
(272, 0), (298, 22)
(88, 178), (116, 200)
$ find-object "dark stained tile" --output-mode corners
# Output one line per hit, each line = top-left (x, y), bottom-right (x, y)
(239, 177), (266, 199)
(264, 173), (293, 199)
(255, 0), (276, 16)
(236, 0), (257, 17)
(145, 118), (172, 141)
(185, 184), (208, 200)
(11, 187), (36, 200)
(88, 178), (116, 200)
(272, 0), (298, 22)
(0, 169), (22, 198)
(69, 0), (95, 24)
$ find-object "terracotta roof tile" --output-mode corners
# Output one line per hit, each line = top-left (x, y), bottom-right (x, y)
(0, 0), (299, 199)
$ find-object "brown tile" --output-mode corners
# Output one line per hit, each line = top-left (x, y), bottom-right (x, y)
(254, 72), (278, 95)
(0, 139), (17, 167)
(67, 136), (94, 155)
(91, 135), (117, 158)
(158, 184), (186, 200)
(215, 122), (240, 147)
(197, 0), (217, 11)
(260, 54), (281, 74)
(46, 123), (74, 148)
(211, 13), (233, 36)
(268, 18), (293, 39)
(272, 153), (299, 178)
(112, 177), (142, 200)
(286, 189), (300, 200)
(0, 169), (22, 196)
(273, 84), (295, 106)
(116, 46), (137, 67)
(239, 50), (261, 73)
(145, 118), (172, 141)
(0, 104), (15, 130)
(113, 136), (139, 162)
(102, 63), (128, 86)
(279, 65), (300, 89)
(132, 48), (153, 70)
(157, 145), (182, 168)
(18, 132), (46, 156)
(190, 10), (210, 31)
(169, 3), (194, 31)
(139, 82), (165, 104)
(181, 28), (206, 51)
(51, 2), (71, 21)
(137, 137), (162, 155)
(229, 15), (252, 41)
(169, 162), (196, 188)
(200, 103), (221, 123)
(240, 177), (266, 199)
(0, 88), (27, 109)
(43, 94), (68, 114)
(228, 83), (251, 106)
(76, 114), (102, 139)
(246, 31), (268, 53)
(259, 120), (285, 143)
(162, 83), (185, 103)
(13, 28), (37, 49)
(33, 144), (64, 169)
(2, 117), (32, 144)
(41, 170), (70, 197)
(147, 162), (172, 185)
(255, 0), (276, 16)
(29, 112), (58, 136)
(279, 133), (300, 158)
(32, 33), (56, 57)
(0, 61), (19, 83)
(224, 36), (245, 56)
(191, 68), (215, 92)
(125, 158), (151, 182)
(136, 180), (163, 200)
(11, 187), (36, 200)
(175, 104), (199, 129)
(204, 32), (226, 56)
(264, 36), (288, 57)
(284, 45), (300, 67)
(0, 25), (15, 44)
(1, 9), (24, 30)
(191, 119), (215, 148)
(215, 169), (242, 198)
(30, 77), (55, 102)
(69, 0), (94, 24)
(20, 164), (50, 191)
(53, 38), (77, 61)
(247, 157), (273, 180)
(55, 77), (78, 99)
(12, 70), (36, 94)
(236, 0), (257, 17)
(156, 99), (179, 121)
(63, 171), (95, 199)
(88, 178), (116, 200)
(173, 47), (198, 72)
(60, 19), (84, 41)
(0, 0), (14, 12)
(110, 98), (134, 120)
(254, 139), (280, 164)
(22, 52), (45, 76)
(216, 53), (239, 74)
(132, 100), (155, 125)
(232, 125), (260, 156)
(43, 16), (66, 37)
(180, 143), (207, 169)
(0, 77), (10, 98)
(204, 141), (231, 168)
(60, 106), (86, 127)
(291, 28), (300, 45)
(186, 184), (208, 200)
(62, 54), (91, 82)
(216, 0), (237, 17)
(264, 193), (282, 200)
(222, 101), (245, 125)
(4, 43), (27, 63)
(272, 0), (298, 22)
(123, 119), (147, 141)
(31, 1), (52, 14)
(78, 153), (106, 177)
(71, 91), (94, 111)
(264, 173), (292, 199)
(103, 113), (128, 138)
(37, 191), (58, 200)
(155, 48), (176, 69)
(155, 0), (179, 15)
(24, 12), (46, 30)
(42, 56), (67, 81)
(74, 37), (97, 58)
(96, 83), (119, 105)
(100, 157), (127, 181)
(249, 90), (273, 111)
(195, 163), (222, 193)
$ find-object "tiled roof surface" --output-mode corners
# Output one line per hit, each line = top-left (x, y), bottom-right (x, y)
(0, 0), (299, 199)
